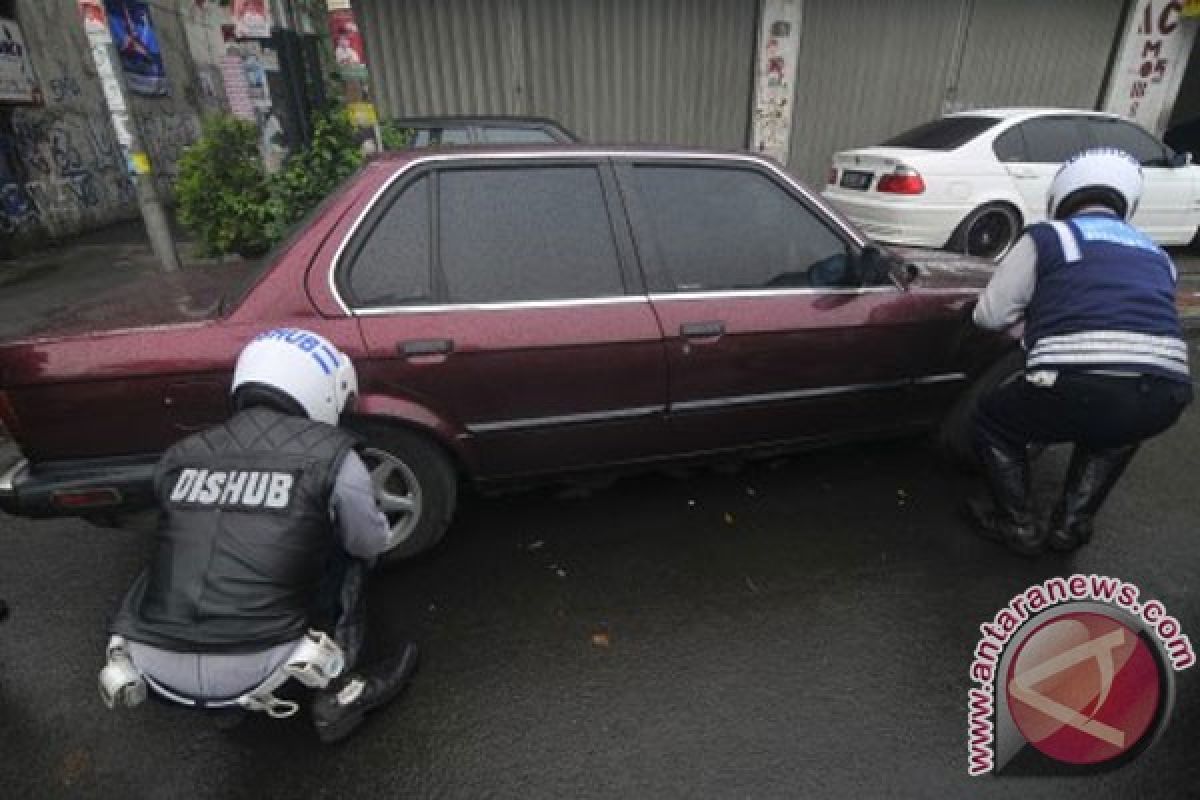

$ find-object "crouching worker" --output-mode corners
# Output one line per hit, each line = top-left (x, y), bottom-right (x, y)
(98, 328), (418, 743)
(969, 148), (1192, 555)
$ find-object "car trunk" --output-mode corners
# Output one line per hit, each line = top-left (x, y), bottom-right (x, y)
(0, 262), (260, 346)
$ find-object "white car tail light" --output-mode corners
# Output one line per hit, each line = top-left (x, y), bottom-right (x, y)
(876, 166), (926, 195)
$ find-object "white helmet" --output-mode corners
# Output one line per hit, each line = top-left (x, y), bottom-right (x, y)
(232, 328), (358, 426)
(1046, 147), (1143, 221)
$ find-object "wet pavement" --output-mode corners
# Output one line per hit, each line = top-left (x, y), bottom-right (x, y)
(1, 342), (1199, 798)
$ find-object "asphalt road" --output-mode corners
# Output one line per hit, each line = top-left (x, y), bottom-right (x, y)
(1, 346), (1198, 799)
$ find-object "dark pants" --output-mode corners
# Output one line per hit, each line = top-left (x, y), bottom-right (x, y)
(976, 370), (1192, 454)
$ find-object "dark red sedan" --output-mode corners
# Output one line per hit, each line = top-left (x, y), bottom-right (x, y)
(0, 147), (1015, 559)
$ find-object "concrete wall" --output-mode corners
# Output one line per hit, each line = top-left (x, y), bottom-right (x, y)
(0, 0), (223, 251)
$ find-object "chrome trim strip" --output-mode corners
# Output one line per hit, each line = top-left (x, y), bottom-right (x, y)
(670, 372), (969, 413)
(467, 404), (665, 434)
(328, 150), (867, 316)
(354, 295), (650, 316)
(671, 380), (909, 412)
(649, 286), (896, 301)
(913, 372), (969, 385)
(0, 458), (27, 493)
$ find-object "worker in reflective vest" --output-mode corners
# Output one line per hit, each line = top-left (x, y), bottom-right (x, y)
(969, 149), (1192, 555)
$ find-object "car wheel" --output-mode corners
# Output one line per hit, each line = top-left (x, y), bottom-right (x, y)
(949, 203), (1021, 260)
(936, 349), (1025, 471)
(355, 425), (457, 565)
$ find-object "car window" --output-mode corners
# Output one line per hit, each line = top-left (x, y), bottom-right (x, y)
(881, 116), (999, 150)
(992, 127), (1026, 162)
(342, 175), (432, 307)
(479, 127), (558, 144)
(1014, 117), (1089, 163)
(631, 165), (855, 292)
(438, 166), (625, 303)
(1086, 119), (1169, 167)
(411, 127), (471, 147)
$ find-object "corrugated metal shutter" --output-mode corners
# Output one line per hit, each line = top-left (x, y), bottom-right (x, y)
(786, 0), (966, 185)
(951, 0), (1126, 111)
(356, 0), (756, 147)
(357, 0), (522, 117)
(518, 0), (756, 146)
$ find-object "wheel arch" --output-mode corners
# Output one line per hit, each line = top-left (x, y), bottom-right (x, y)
(345, 394), (477, 476)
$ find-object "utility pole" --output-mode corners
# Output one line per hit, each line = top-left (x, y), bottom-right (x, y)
(78, 1), (180, 273)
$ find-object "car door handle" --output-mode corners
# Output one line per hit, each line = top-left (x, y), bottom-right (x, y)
(399, 339), (454, 357)
(1007, 167), (1037, 179)
(680, 321), (725, 339)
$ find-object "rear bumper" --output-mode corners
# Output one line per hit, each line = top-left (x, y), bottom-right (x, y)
(0, 454), (157, 519)
(822, 188), (966, 248)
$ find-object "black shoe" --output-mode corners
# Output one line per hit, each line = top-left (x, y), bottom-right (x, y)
(1048, 445), (1138, 553)
(311, 641), (419, 744)
(969, 444), (1043, 556)
(965, 497), (1044, 556)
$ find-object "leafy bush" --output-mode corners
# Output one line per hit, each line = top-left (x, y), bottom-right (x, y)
(380, 121), (415, 150)
(176, 115), (273, 258)
(267, 108), (364, 241)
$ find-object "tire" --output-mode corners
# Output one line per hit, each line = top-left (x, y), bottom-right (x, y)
(948, 203), (1021, 261)
(353, 423), (458, 565)
(936, 349), (1025, 472)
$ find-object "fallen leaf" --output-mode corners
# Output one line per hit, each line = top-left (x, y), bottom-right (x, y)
(591, 631), (611, 648)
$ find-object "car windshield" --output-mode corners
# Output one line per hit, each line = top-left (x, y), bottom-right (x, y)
(881, 116), (1000, 150)
(219, 169), (366, 315)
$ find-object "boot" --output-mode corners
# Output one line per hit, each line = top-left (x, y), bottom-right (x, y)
(1048, 445), (1138, 552)
(311, 640), (419, 744)
(334, 560), (369, 671)
(966, 443), (1044, 556)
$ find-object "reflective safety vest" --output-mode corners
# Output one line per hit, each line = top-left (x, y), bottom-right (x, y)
(1023, 212), (1189, 382)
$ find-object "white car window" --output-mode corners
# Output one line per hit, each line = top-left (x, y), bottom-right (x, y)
(1015, 117), (1089, 163)
(1086, 119), (1169, 167)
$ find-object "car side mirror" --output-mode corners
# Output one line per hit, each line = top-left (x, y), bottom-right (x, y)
(1170, 151), (1193, 168)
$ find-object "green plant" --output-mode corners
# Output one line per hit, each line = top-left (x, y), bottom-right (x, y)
(176, 115), (274, 258)
(268, 107), (364, 241)
(380, 121), (415, 151)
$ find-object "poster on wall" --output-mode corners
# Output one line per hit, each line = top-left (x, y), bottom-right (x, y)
(104, 0), (169, 96)
(1103, 0), (1198, 134)
(752, 0), (802, 165)
(234, 0), (273, 39)
(329, 9), (367, 79)
(0, 17), (39, 104)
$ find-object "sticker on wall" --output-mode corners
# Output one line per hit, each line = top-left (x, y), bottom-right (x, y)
(128, 151), (151, 175)
(105, 1), (169, 96)
(0, 17), (40, 105)
(233, 0), (273, 40)
(330, 8), (368, 79)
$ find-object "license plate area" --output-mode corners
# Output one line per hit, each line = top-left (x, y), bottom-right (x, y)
(840, 170), (873, 190)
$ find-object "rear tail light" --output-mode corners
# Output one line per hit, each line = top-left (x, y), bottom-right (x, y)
(827, 166), (838, 185)
(876, 167), (926, 195)
(53, 488), (123, 509)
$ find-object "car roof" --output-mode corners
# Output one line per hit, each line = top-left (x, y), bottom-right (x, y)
(947, 107), (1123, 122)
(367, 144), (778, 165)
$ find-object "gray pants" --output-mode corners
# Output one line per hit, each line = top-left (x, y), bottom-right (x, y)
(129, 639), (299, 700)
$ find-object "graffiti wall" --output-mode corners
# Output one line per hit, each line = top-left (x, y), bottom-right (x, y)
(0, 0), (221, 250)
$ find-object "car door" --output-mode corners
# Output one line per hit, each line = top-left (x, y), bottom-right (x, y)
(342, 159), (670, 479)
(1085, 116), (1196, 243)
(617, 158), (962, 455)
(995, 116), (1091, 224)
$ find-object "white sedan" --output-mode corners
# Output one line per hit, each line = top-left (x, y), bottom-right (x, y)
(822, 108), (1200, 259)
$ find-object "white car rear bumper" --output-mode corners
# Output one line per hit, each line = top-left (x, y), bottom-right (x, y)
(822, 188), (969, 249)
